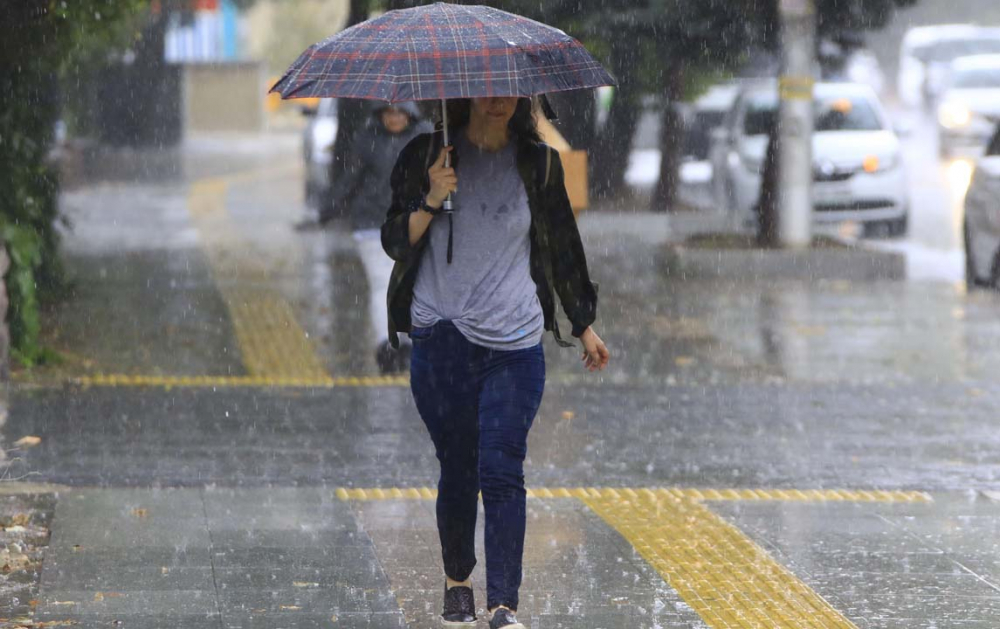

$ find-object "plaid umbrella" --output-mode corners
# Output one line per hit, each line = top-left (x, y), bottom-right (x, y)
(269, 2), (616, 102)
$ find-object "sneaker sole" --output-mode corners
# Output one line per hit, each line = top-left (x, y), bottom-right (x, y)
(441, 620), (477, 627)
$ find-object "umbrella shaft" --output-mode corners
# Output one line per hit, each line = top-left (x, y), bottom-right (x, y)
(442, 98), (453, 213)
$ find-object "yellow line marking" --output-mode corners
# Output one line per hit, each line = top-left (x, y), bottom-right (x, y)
(69, 374), (408, 389)
(342, 487), (931, 627)
(583, 491), (856, 628)
(335, 486), (931, 503)
(188, 174), (329, 380)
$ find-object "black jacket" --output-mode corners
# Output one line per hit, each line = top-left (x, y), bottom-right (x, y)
(329, 102), (432, 230)
(380, 128), (598, 349)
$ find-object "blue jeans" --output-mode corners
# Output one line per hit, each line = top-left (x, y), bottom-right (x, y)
(409, 321), (545, 612)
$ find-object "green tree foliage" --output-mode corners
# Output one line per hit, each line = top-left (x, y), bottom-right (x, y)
(0, 0), (146, 364)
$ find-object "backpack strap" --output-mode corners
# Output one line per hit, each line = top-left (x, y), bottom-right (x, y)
(536, 144), (553, 191)
(545, 144), (552, 188)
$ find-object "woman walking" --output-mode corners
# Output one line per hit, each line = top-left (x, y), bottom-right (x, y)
(381, 96), (609, 629)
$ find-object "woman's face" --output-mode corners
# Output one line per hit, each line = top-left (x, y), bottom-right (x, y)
(470, 97), (519, 127)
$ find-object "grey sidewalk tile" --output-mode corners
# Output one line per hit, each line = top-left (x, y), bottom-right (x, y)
(839, 594), (1000, 622)
(213, 544), (377, 568)
(54, 488), (206, 522)
(44, 545), (213, 569)
(212, 528), (373, 549)
(808, 571), (1000, 599)
(222, 611), (406, 629)
(218, 586), (398, 615)
(214, 566), (388, 590)
(36, 589), (218, 615)
(778, 548), (974, 576)
(33, 613), (222, 629)
(41, 564), (215, 591)
(204, 487), (360, 531)
(49, 524), (211, 549)
(530, 612), (709, 629)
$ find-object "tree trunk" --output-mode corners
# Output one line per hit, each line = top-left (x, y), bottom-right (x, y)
(651, 61), (684, 212)
(757, 126), (780, 247)
(590, 36), (641, 199)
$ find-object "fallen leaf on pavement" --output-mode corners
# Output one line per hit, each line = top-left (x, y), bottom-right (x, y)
(131, 508), (148, 518)
(279, 605), (302, 611)
(292, 581), (319, 588)
(14, 436), (41, 448)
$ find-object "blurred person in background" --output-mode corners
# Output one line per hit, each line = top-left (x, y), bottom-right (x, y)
(326, 101), (431, 373)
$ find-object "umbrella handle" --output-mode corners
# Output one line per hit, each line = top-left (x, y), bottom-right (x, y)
(442, 99), (453, 213)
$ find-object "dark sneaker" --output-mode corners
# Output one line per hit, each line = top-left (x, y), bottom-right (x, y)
(489, 607), (525, 629)
(442, 584), (476, 626)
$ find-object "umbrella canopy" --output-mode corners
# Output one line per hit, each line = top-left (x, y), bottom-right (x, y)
(270, 2), (615, 103)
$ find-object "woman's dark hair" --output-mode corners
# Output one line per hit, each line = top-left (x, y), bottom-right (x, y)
(436, 97), (542, 144)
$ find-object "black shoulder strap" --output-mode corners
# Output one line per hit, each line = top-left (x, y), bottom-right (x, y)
(535, 143), (553, 192)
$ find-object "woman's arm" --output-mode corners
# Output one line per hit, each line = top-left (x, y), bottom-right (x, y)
(544, 150), (599, 336)
(543, 149), (608, 370)
(381, 136), (431, 261)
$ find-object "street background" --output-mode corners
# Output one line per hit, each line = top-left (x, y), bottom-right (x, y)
(4, 1), (1000, 628)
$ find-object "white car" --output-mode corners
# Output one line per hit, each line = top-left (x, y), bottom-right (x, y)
(897, 25), (1000, 110)
(302, 98), (339, 208)
(964, 125), (1000, 288)
(938, 54), (1000, 158)
(709, 82), (908, 236)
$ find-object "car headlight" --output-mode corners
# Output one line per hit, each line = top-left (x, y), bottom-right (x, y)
(939, 102), (972, 129)
(862, 153), (900, 173)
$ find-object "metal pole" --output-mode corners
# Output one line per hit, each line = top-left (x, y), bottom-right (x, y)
(441, 98), (453, 212)
(778, 0), (815, 249)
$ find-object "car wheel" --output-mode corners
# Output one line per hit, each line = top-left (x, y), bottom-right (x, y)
(965, 221), (986, 289)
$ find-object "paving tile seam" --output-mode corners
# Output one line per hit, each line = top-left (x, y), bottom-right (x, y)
(189, 175), (330, 381)
(199, 489), (226, 629)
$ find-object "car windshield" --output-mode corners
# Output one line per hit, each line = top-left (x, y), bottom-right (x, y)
(814, 96), (882, 131)
(742, 93), (882, 135)
(913, 38), (1000, 63)
(951, 67), (1000, 89)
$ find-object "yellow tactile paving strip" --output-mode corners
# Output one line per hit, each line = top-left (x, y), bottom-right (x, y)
(335, 486), (931, 503)
(188, 175), (329, 380)
(69, 374), (407, 389)
(337, 486), (931, 628)
(584, 490), (855, 628)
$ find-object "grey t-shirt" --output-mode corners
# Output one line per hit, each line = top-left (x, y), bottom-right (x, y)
(411, 132), (544, 351)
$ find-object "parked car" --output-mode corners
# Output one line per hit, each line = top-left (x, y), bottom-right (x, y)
(302, 98), (338, 208)
(937, 54), (1000, 158)
(897, 25), (1000, 110)
(709, 82), (908, 236)
(681, 83), (741, 161)
(964, 124), (1000, 288)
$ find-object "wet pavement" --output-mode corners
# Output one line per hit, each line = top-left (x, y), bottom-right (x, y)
(6, 133), (1000, 627)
